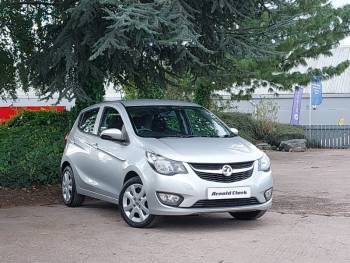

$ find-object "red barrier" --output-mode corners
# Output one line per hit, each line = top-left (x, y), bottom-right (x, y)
(0, 106), (65, 123)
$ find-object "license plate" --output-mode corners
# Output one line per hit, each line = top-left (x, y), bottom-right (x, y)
(207, 187), (251, 200)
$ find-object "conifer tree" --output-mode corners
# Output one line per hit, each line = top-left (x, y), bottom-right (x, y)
(1, 0), (350, 106)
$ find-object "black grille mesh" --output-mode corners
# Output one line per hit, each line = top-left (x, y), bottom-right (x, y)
(190, 161), (254, 183)
(190, 161), (254, 170)
(191, 197), (260, 208)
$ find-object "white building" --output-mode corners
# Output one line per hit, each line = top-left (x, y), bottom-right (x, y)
(1, 47), (350, 125)
(0, 85), (122, 110)
(222, 46), (350, 125)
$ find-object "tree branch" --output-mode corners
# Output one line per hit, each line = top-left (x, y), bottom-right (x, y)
(6, 1), (57, 7)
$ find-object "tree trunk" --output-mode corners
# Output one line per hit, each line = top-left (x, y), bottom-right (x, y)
(72, 76), (105, 117)
(194, 80), (212, 108)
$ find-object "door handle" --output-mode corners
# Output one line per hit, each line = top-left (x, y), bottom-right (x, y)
(87, 142), (98, 148)
(91, 142), (98, 148)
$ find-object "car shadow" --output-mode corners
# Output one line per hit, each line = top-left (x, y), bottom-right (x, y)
(158, 214), (267, 232)
(76, 199), (269, 232)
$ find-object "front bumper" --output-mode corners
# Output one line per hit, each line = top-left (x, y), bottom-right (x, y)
(141, 160), (273, 216)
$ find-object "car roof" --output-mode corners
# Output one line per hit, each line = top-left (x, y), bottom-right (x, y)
(81, 99), (200, 112)
(117, 99), (199, 107)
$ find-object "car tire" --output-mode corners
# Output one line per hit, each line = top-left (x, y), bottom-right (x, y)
(119, 177), (159, 228)
(61, 166), (85, 207)
(229, 210), (266, 220)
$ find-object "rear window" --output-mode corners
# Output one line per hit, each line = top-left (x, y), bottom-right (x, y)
(78, 108), (99, 134)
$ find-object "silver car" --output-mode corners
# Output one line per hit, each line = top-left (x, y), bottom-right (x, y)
(61, 99), (273, 228)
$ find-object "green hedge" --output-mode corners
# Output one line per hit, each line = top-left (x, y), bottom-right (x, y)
(0, 111), (71, 187)
(217, 112), (305, 146)
(0, 110), (304, 188)
(217, 112), (258, 143)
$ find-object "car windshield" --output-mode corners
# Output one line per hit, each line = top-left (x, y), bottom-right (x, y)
(126, 106), (234, 138)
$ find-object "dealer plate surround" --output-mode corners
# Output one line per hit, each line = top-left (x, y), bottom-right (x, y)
(207, 187), (251, 200)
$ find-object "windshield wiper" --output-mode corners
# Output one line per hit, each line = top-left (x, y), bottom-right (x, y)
(222, 134), (235, 138)
(155, 134), (234, 139)
(158, 134), (196, 138)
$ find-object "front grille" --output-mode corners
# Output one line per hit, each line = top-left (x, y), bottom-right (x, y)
(191, 197), (261, 208)
(190, 161), (254, 170)
(189, 161), (254, 183)
(194, 169), (254, 183)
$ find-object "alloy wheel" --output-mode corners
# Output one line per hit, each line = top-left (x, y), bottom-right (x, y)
(122, 183), (150, 223)
(62, 169), (73, 202)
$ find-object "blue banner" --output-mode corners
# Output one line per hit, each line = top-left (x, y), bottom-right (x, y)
(290, 87), (303, 125)
(311, 76), (323, 106)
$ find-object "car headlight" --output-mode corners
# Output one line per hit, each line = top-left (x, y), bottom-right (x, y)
(146, 152), (188, 176)
(258, 152), (271, 171)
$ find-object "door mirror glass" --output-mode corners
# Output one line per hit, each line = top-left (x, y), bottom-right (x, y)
(100, 128), (124, 141)
(230, 128), (239, 135)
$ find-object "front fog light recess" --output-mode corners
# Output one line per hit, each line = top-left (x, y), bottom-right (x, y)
(264, 188), (273, 201)
(157, 192), (183, 207)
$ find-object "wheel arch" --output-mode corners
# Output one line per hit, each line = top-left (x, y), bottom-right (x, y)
(61, 161), (71, 173)
(123, 170), (141, 185)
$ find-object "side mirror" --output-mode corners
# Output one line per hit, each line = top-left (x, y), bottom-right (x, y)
(230, 128), (239, 135)
(100, 128), (124, 141)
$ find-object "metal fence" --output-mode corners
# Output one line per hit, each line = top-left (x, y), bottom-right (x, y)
(302, 125), (350, 149)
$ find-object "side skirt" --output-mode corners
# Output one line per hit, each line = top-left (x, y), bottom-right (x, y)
(78, 187), (119, 205)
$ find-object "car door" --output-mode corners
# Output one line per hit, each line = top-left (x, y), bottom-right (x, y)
(71, 107), (103, 193)
(92, 106), (128, 199)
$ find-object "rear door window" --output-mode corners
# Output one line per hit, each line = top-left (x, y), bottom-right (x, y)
(78, 108), (99, 134)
